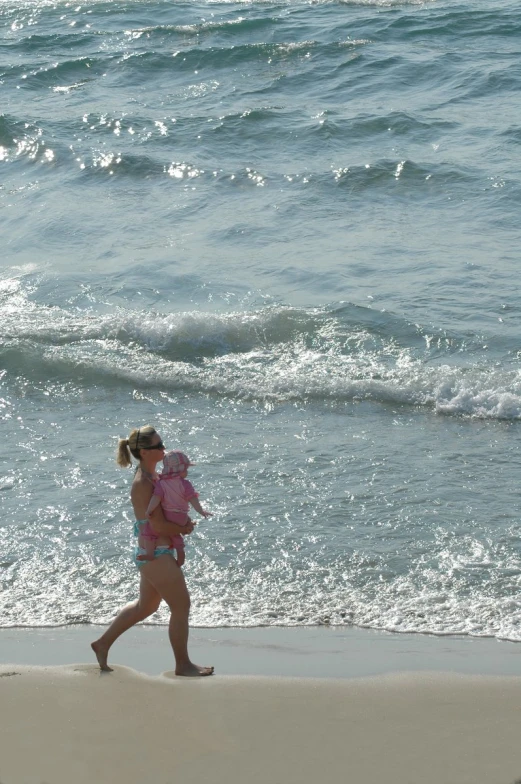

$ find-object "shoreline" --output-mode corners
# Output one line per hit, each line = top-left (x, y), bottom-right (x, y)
(1, 623), (520, 678)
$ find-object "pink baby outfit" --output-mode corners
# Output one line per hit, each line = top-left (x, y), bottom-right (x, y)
(143, 451), (198, 555)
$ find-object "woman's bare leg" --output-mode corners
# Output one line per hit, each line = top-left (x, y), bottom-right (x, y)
(91, 572), (161, 671)
(141, 554), (213, 676)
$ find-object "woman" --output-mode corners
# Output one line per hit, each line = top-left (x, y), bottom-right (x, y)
(91, 425), (214, 676)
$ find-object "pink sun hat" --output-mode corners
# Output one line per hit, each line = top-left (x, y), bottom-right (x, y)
(161, 450), (196, 477)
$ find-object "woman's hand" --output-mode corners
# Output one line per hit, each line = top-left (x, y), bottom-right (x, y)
(184, 518), (196, 534)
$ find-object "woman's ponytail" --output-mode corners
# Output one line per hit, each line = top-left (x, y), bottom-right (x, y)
(116, 438), (132, 468)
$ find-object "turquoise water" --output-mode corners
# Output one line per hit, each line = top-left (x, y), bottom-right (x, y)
(2, 0), (521, 640)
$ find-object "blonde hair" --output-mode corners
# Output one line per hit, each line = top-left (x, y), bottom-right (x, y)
(116, 425), (157, 468)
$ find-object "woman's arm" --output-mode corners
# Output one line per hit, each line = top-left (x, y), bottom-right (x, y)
(131, 478), (194, 536)
(148, 506), (195, 536)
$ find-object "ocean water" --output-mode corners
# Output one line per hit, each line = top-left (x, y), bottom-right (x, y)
(2, 0), (521, 641)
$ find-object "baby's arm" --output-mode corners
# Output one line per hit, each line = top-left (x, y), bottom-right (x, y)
(146, 494), (161, 518)
(189, 496), (212, 519)
(145, 488), (174, 549)
(181, 478), (211, 519)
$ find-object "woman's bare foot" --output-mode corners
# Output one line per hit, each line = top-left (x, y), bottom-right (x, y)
(91, 640), (113, 672)
(175, 662), (214, 677)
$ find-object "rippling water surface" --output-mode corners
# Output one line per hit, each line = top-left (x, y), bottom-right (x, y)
(2, 0), (521, 641)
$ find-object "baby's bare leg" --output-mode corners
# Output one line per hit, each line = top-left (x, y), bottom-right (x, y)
(136, 535), (156, 561)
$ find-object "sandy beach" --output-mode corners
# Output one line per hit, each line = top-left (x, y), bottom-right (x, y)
(2, 626), (521, 784)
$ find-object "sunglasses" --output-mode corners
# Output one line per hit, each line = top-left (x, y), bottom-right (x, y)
(141, 441), (165, 451)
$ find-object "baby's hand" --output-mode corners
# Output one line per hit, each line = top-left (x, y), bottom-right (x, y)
(201, 510), (213, 518)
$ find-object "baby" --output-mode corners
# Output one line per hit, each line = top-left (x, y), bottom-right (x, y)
(137, 450), (211, 566)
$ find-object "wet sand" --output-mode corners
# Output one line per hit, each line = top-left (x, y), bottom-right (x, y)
(2, 623), (521, 677)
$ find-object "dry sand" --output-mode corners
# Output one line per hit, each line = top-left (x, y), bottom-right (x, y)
(2, 664), (521, 784)
(2, 627), (521, 784)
